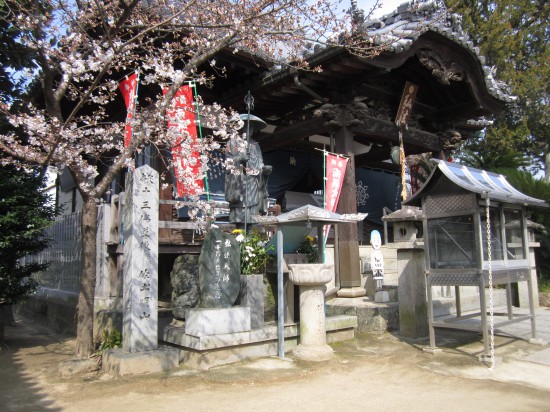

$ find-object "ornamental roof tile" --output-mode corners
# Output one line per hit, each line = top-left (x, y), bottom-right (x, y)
(354, 0), (515, 103)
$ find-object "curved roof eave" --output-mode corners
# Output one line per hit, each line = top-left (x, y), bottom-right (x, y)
(357, 0), (516, 108)
(404, 159), (548, 208)
(236, 0), (515, 116)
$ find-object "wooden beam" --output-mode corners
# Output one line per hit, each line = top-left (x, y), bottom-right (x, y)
(352, 84), (437, 117)
(353, 116), (440, 152)
(258, 117), (326, 150)
(259, 112), (440, 153)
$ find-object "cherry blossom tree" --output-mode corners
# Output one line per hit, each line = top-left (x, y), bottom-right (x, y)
(0, 0), (386, 357)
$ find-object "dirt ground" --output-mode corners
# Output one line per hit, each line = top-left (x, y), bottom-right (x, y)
(2, 313), (550, 412)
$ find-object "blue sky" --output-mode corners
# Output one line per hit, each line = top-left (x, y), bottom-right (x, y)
(356, 0), (404, 18)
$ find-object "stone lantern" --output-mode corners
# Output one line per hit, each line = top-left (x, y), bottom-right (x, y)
(382, 206), (423, 243)
(254, 205), (367, 361)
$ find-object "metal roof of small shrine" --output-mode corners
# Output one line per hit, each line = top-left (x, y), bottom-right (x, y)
(254, 204), (367, 225)
(404, 159), (548, 208)
(381, 205), (422, 222)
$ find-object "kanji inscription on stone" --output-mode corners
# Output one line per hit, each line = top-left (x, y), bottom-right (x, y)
(199, 228), (241, 308)
(122, 165), (159, 352)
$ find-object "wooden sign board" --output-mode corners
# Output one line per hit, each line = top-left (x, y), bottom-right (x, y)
(396, 82), (419, 127)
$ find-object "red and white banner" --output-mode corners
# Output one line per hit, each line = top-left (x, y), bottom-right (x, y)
(119, 73), (138, 147)
(325, 153), (348, 212)
(163, 85), (203, 197)
(324, 153), (348, 242)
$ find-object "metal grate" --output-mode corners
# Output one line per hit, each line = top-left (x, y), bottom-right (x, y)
(21, 212), (82, 293)
(424, 193), (476, 216)
(427, 215), (476, 270)
(429, 272), (479, 286)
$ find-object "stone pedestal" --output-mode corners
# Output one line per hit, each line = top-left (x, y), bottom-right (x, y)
(397, 245), (428, 339)
(289, 263), (334, 361)
(375, 290), (390, 303)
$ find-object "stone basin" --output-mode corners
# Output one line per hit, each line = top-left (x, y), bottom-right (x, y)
(288, 263), (334, 286)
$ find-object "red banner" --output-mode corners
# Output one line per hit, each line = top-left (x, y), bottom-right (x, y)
(325, 153), (348, 212)
(324, 153), (348, 242)
(163, 85), (203, 197)
(119, 73), (138, 147)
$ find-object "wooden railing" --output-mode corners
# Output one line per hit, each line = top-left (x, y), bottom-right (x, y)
(107, 192), (233, 245)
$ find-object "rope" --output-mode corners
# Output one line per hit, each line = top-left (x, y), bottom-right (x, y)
(486, 198), (495, 369)
(399, 127), (407, 201)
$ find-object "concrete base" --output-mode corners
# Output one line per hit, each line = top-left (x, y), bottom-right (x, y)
(185, 306), (251, 337)
(161, 315), (357, 370)
(479, 354), (501, 366)
(423, 347), (443, 355)
(529, 338), (547, 346)
(102, 346), (180, 376)
(293, 343), (333, 362)
(337, 287), (367, 298)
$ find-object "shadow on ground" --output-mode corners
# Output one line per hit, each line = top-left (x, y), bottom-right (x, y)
(0, 315), (74, 411)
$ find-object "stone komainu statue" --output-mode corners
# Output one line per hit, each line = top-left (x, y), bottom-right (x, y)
(225, 138), (272, 225)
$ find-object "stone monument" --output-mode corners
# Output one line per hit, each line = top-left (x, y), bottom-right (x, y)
(122, 165), (159, 352)
(185, 227), (251, 337)
(198, 227), (241, 308)
(170, 254), (200, 319)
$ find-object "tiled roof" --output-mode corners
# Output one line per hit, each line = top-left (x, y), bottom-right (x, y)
(353, 0), (516, 103)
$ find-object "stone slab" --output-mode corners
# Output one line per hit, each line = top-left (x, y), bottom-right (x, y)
(337, 287), (367, 298)
(199, 228), (241, 308)
(102, 346), (179, 376)
(161, 315), (357, 369)
(185, 306), (251, 337)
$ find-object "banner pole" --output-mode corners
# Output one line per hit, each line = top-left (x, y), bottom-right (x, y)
(323, 148), (329, 250)
(190, 81), (210, 201)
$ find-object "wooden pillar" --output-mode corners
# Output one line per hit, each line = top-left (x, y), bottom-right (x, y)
(334, 126), (365, 297)
(315, 101), (369, 298)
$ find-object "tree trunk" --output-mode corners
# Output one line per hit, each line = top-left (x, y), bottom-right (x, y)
(76, 197), (98, 358)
